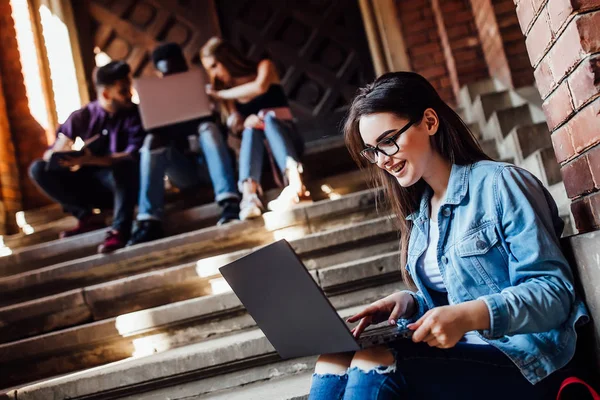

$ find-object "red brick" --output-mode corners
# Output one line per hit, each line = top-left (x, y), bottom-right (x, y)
(551, 123), (577, 163)
(575, 10), (600, 54)
(570, 196), (596, 232)
(547, 18), (585, 81)
(534, 58), (555, 98)
(531, 0), (545, 13)
(411, 42), (443, 56)
(587, 145), (600, 188)
(525, 6), (553, 66)
(405, 18), (436, 34)
(516, 0), (535, 33)
(567, 54), (600, 108)
(494, 0), (518, 15)
(561, 155), (595, 198)
(542, 82), (574, 130)
(569, 98), (600, 152)
(549, 0), (600, 34)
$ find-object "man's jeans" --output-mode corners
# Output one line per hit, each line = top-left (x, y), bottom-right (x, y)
(137, 121), (238, 221)
(29, 159), (139, 236)
(238, 114), (302, 189)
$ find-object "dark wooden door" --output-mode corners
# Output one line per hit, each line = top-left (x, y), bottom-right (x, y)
(216, 0), (376, 141)
(87, 0), (221, 77)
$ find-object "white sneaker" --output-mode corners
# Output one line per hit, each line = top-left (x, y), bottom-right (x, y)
(267, 185), (312, 211)
(239, 194), (263, 220)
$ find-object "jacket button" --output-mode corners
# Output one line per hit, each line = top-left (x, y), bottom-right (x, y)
(476, 240), (487, 250)
(535, 367), (546, 377)
(441, 256), (448, 264)
(442, 208), (451, 217)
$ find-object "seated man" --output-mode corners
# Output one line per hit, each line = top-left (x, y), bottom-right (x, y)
(29, 61), (145, 253)
(128, 43), (240, 246)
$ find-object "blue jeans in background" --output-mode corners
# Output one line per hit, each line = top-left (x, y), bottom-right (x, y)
(137, 121), (238, 221)
(238, 114), (302, 189)
(308, 340), (576, 400)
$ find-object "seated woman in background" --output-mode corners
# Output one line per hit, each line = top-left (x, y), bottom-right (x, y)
(308, 72), (590, 399)
(200, 37), (310, 220)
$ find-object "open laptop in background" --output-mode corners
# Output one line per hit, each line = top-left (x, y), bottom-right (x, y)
(134, 69), (212, 130)
(219, 240), (412, 359)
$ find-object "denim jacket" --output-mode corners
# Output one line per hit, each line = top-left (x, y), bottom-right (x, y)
(399, 161), (589, 384)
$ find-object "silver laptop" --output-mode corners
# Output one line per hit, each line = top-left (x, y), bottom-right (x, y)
(219, 240), (412, 359)
(134, 69), (212, 130)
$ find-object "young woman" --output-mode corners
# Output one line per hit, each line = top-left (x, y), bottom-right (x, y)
(200, 37), (310, 220)
(308, 72), (589, 400)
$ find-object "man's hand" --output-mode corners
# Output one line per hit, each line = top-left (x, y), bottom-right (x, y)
(58, 148), (95, 168)
(408, 300), (490, 349)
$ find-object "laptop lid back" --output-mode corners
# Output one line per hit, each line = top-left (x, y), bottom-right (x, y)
(219, 240), (360, 359)
(134, 69), (211, 130)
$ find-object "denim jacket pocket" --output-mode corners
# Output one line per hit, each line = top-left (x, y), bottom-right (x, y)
(456, 223), (499, 256)
(454, 224), (505, 292)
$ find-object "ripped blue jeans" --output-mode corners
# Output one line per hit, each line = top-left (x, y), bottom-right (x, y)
(308, 340), (576, 400)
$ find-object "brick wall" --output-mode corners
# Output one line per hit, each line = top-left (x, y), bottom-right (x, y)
(0, 0), (51, 212)
(471, 0), (534, 88)
(432, 0), (490, 98)
(515, 0), (600, 232)
(395, 0), (454, 103)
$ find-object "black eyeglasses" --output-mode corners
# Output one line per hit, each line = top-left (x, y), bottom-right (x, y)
(360, 119), (417, 163)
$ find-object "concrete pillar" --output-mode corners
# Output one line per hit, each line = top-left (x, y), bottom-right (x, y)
(515, 0), (600, 232)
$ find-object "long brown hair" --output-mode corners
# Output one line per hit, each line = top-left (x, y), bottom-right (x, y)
(200, 37), (258, 90)
(344, 72), (491, 288)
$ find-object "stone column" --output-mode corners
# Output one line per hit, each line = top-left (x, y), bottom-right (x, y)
(515, 0), (600, 232)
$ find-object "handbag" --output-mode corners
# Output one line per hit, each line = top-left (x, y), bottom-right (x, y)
(556, 377), (600, 400)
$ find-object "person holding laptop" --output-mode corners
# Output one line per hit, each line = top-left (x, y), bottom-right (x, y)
(29, 61), (145, 253)
(128, 43), (240, 246)
(200, 37), (310, 221)
(306, 72), (590, 399)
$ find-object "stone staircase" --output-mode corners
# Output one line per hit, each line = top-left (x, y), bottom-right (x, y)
(0, 81), (574, 400)
(458, 79), (575, 235)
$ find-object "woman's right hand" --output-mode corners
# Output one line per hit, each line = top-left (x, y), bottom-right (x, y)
(347, 292), (415, 338)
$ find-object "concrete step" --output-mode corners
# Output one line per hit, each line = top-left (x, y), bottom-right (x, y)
(458, 79), (498, 118)
(1, 284), (400, 393)
(0, 186), (379, 307)
(518, 147), (562, 187)
(14, 204), (66, 232)
(0, 168), (369, 278)
(194, 370), (313, 400)
(481, 105), (533, 141)
(0, 215), (398, 343)
(479, 139), (499, 160)
(470, 91), (514, 131)
(467, 122), (482, 140)
(496, 123), (552, 164)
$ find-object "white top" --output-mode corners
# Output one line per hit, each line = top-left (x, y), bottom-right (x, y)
(416, 218), (446, 292)
(416, 217), (488, 345)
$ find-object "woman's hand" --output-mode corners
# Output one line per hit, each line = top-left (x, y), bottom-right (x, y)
(243, 114), (265, 130)
(346, 292), (415, 338)
(205, 84), (221, 99)
(408, 300), (490, 349)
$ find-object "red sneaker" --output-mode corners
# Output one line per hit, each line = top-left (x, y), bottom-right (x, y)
(97, 230), (126, 254)
(59, 216), (106, 239)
